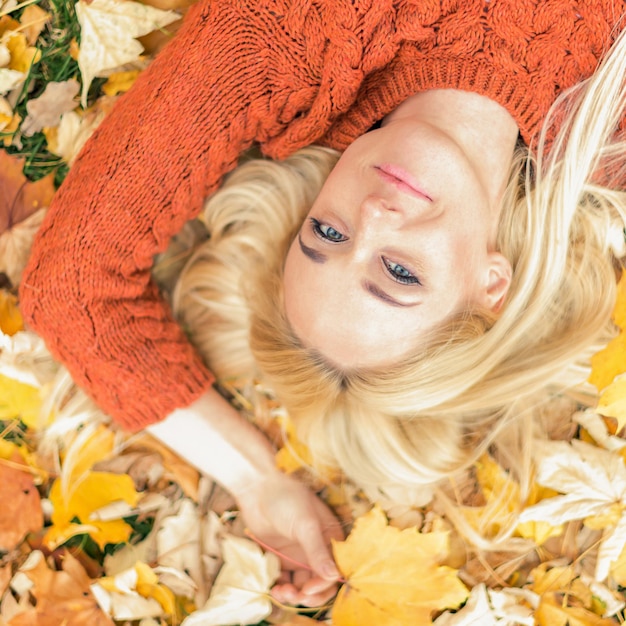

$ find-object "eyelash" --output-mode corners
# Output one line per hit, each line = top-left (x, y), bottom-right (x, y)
(309, 218), (422, 286)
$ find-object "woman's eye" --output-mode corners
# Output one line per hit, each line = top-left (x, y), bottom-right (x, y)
(383, 257), (420, 285)
(310, 218), (347, 242)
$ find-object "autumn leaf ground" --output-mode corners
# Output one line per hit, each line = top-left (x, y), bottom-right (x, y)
(2, 0), (626, 624)
(1, 0), (79, 185)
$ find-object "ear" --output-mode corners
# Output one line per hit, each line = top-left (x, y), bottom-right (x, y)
(477, 252), (512, 312)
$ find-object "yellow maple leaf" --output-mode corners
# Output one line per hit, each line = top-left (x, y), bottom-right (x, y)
(590, 272), (626, 392)
(5, 31), (41, 73)
(0, 372), (41, 428)
(46, 470), (140, 549)
(102, 69), (141, 96)
(331, 506), (468, 625)
(596, 374), (626, 434)
(45, 423), (140, 549)
(0, 290), (23, 335)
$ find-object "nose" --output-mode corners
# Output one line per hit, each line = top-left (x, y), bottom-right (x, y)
(359, 193), (405, 222)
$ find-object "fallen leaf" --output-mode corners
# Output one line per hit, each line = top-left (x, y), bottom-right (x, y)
(21, 79), (79, 136)
(597, 374), (626, 434)
(0, 151), (54, 235)
(101, 69), (140, 96)
(331, 506), (468, 625)
(0, 327), (56, 388)
(8, 550), (114, 626)
(45, 94), (116, 164)
(433, 583), (536, 625)
(155, 498), (204, 596)
(0, 373), (41, 427)
(590, 273), (626, 392)
(46, 471), (140, 549)
(0, 206), (47, 287)
(19, 5), (51, 45)
(1, 110), (21, 147)
(181, 534), (280, 626)
(4, 31), (41, 73)
(0, 452), (43, 551)
(535, 592), (616, 626)
(0, 290), (22, 335)
(0, 67), (24, 94)
(90, 561), (174, 621)
(75, 0), (178, 106)
(134, 433), (200, 499)
(518, 439), (626, 581)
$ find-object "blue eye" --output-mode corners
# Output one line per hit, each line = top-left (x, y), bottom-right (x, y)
(310, 218), (347, 242)
(383, 257), (420, 285)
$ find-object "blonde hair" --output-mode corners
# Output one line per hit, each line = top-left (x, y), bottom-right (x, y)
(173, 28), (626, 501)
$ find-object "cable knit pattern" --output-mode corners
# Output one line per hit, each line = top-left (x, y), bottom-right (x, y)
(20, 0), (626, 431)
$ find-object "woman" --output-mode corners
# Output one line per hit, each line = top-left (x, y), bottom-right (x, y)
(20, 0), (626, 607)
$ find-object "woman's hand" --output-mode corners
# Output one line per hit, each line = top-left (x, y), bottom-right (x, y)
(147, 387), (343, 607)
(235, 471), (344, 607)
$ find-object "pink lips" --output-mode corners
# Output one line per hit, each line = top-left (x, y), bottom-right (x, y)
(375, 164), (432, 201)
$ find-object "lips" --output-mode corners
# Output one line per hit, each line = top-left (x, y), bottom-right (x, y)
(375, 164), (432, 201)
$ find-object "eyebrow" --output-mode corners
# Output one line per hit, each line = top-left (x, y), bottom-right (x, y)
(297, 233), (418, 309)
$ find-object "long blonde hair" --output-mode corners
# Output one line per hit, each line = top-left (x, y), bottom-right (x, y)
(173, 28), (626, 500)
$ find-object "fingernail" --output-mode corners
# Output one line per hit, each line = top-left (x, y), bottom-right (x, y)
(322, 561), (340, 579)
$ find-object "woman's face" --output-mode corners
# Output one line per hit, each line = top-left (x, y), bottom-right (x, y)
(283, 91), (517, 369)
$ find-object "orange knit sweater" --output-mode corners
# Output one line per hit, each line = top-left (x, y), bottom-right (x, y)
(20, 0), (626, 431)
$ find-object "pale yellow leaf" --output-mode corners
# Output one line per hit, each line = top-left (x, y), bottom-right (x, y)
(0, 66), (24, 93)
(182, 535), (280, 626)
(76, 0), (178, 106)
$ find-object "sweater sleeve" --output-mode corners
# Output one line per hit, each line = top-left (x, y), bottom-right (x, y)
(19, 0), (284, 431)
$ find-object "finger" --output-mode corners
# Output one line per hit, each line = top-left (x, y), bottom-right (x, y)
(294, 519), (341, 582)
(271, 583), (300, 606)
(292, 567), (312, 590)
(294, 582), (339, 608)
(301, 575), (337, 596)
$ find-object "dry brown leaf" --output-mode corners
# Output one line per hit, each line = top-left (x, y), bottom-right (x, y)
(19, 5), (51, 45)
(0, 564), (12, 598)
(8, 550), (114, 626)
(132, 433), (200, 500)
(0, 207), (46, 287)
(21, 79), (79, 136)
(0, 151), (54, 235)
(0, 453), (43, 551)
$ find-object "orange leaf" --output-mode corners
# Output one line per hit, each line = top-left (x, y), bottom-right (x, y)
(0, 453), (43, 551)
(7, 550), (114, 626)
(0, 151), (55, 237)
